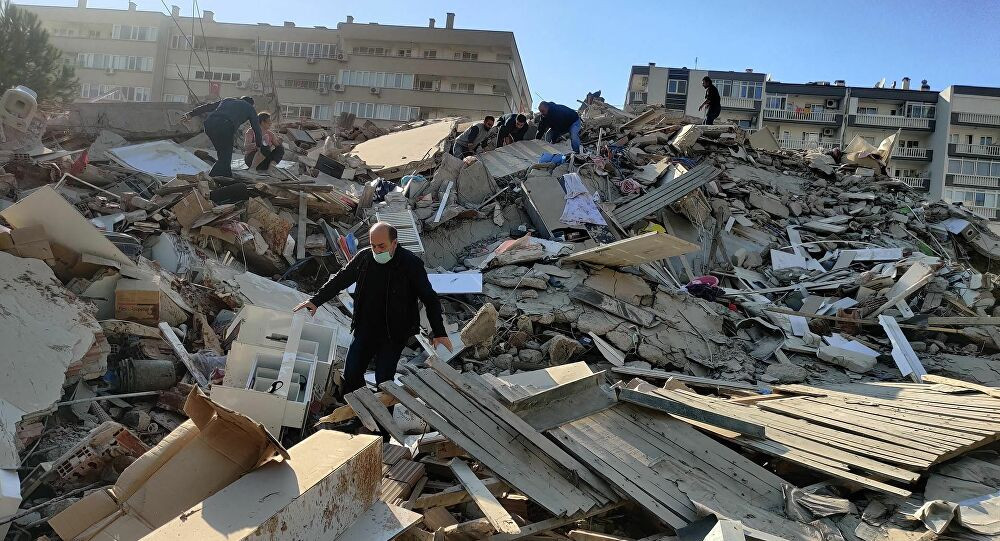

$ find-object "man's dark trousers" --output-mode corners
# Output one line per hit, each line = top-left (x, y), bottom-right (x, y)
(204, 116), (235, 177)
(340, 331), (408, 396)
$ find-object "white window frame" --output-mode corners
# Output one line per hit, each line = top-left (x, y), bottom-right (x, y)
(667, 79), (687, 94)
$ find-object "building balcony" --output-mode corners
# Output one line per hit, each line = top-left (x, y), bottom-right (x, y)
(894, 176), (930, 190)
(848, 113), (934, 131)
(777, 137), (840, 150)
(951, 111), (1000, 128)
(720, 96), (759, 110)
(946, 173), (1000, 189)
(966, 205), (1000, 220)
(891, 147), (933, 161)
(763, 108), (841, 125)
(949, 143), (1000, 159)
(629, 91), (648, 105)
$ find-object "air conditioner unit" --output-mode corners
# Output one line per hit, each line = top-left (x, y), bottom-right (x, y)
(369, 87), (380, 95)
(252, 82), (263, 91)
(335, 52), (347, 61)
(822, 128), (835, 136)
(236, 80), (248, 89)
(306, 57), (316, 64)
(826, 99), (839, 108)
(333, 83), (345, 92)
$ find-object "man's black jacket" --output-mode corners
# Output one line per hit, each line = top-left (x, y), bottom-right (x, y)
(309, 246), (447, 342)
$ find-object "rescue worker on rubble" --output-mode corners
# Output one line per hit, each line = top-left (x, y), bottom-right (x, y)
(293, 222), (453, 398)
(451, 115), (495, 158)
(495, 113), (529, 148)
(244, 112), (284, 171)
(535, 101), (581, 153)
(181, 96), (264, 178)
(699, 76), (722, 126)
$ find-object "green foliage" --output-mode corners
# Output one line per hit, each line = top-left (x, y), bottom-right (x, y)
(0, 0), (78, 103)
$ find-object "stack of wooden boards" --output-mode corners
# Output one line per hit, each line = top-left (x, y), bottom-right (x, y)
(618, 379), (1000, 497)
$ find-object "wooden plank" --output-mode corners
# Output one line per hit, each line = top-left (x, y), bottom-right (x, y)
(870, 262), (933, 317)
(922, 374), (1000, 399)
(562, 232), (699, 267)
(296, 190), (307, 260)
(158, 321), (209, 388)
(619, 388), (766, 437)
(612, 367), (769, 393)
(316, 392), (398, 425)
(570, 285), (658, 328)
(484, 503), (625, 541)
(450, 459), (521, 535)
(344, 391), (380, 432)
(353, 386), (409, 444)
(509, 371), (606, 412)
(423, 506), (459, 530)
(426, 359), (615, 503)
(879, 315), (927, 382)
(411, 478), (507, 510)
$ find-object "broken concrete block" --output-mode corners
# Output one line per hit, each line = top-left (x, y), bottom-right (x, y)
(518, 349), (545, 365)
(816, 345), (877, 373)
(576, 310), (626, 335)
(545, 334), (584, 365)
(584, 269), (653, 304)
(807, 152), (836, 176)
(460, 303), (498, 347)
(485, 265), (547, 290)
(764, 362), (809, 383)
(748, 191), (790, 218)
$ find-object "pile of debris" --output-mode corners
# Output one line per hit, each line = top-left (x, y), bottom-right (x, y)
(2, 82), (1000, 541)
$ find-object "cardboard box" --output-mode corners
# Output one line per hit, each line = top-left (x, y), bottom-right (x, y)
(49, 387), (288, 541)
(115, 276), (162, 326)
(0, 225), (54, 261)
(171, 189), (213, 229)
(145, 430), (381, 541)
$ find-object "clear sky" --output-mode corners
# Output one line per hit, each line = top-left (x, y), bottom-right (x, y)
(23, 0), (1000, 109)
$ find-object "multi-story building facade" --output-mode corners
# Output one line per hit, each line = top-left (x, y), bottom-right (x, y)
(20, 1), (531, 126)
(626, 63), (1000, 222)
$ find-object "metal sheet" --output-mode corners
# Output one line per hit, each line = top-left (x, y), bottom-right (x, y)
(106, 140), (210, 178)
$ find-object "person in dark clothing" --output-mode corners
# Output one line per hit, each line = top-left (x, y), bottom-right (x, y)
(182, 96), (263, 178)
(243, 112), (284, 171)
(495, 113), (528, 148)
(293, 222), (453, 397)
(451, 115), (495, 158)
(535, 101), (581, 153)
(699, 76), (722, 125)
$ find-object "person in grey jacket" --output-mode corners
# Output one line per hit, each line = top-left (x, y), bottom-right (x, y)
(182, 96), (264, 177)
(451, 115), (495, 158)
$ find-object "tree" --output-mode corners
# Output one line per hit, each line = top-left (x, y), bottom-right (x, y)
(0, 0), (77, 103)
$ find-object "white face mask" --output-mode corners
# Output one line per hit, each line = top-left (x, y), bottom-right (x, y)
(373, 249), (393, 264)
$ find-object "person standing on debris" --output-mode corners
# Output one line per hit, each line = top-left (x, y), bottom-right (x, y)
(243, 112), (284, 171)
(293, 222), (453, 396)
(535, 101), (581, 153)
(495, 113), (529, 148)
(451, 115), (495, 158)
(181, 96), (263, 178)
(699, 76), (722, 125)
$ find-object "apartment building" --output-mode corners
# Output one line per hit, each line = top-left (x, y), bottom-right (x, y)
(20, 1), (531, 126)
(626, 63), (1000, 222)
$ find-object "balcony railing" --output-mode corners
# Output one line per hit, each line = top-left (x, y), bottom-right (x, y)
(777, 138), (840, 150)
(967, 205), (1000, 219)
(892, 147), (932, 159)
(763, 108), (839, 123)
(853, 113), (932, 129)
(720, 96), (756, 109)
(947, 174), (1000, 189)
(953, 112), (1000, 127)
(951, 143), (1000, 158)
(894, 176), (930, 189)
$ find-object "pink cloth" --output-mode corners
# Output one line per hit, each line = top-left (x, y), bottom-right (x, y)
(244, 126), (274, 152)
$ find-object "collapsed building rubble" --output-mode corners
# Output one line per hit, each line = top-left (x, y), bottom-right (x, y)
(2, 82), (1000, 541)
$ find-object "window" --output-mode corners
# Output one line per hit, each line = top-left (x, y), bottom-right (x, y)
(334, 101), (419, 121)
(338, 70), (413, 89)
(639, 76), (649, 87)
(737, 80), (763, 99)
(396, 49), (411, 57)
(112, 24), (158, 41)
(982, 136), (994, 146)
(803, 132), (819, 142)
(313, 105), (332, 121)
(170, 35), (192, 49)
(906, 103), (935, 118)
(630, 91), (647, 103)
(667, 79), (687, 94)
(948, 157), (1000, 177)
(281, 104), (313, 119)
(76, 53), (153, 72)
(451, 82), (475, 93)
(766, 95), (786, 110)
(352, 46), (386, 56)
(454, 51), (478, 61)
(423, 50), (437, 59)
(418, 80), (435, 91)
(857, 106), (877, 115)
(950, 133), (959, 144)
(190, 68), (246, 82)
(318, 73), (336, 90)
(162, 93), (188, 103)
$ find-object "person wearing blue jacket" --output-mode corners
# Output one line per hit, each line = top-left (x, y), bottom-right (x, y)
(534, 101), (582, 153)
(182, 96), (264, 178)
